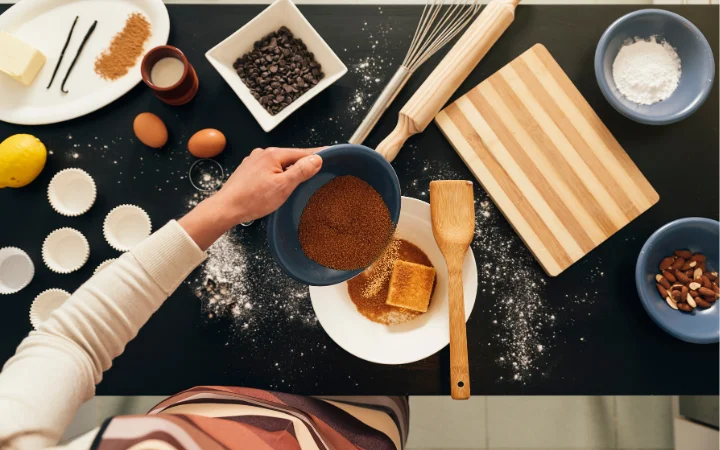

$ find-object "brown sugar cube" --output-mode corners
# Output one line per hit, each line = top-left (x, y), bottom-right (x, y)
(385, 260), (436, 313)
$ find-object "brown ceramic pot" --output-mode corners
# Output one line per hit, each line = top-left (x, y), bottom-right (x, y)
(141, 45), (199, 106)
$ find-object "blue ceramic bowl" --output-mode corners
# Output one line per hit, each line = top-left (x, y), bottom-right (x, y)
(595, 9), (715, 125)
(266, 144), (401, 286)
(636, 218), (719, 344)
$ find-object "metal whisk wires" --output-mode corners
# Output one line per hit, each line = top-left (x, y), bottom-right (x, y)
(349, 0), (483, 145)
(404, 0), (483, 72)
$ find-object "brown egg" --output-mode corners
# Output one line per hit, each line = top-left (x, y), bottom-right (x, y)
(133, 113), (168, 148)
(188, 129), (226, 158)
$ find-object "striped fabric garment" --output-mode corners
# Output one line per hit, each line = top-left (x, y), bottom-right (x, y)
(91, 387), (409, 450)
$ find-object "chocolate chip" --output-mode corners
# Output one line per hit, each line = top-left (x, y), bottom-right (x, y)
(233, 27), (325, 115)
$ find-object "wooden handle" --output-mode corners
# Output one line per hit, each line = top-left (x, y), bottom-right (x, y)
(448, 261), (470, 400)
(376, 114), (417, 161)
(377, 0), (519, 162)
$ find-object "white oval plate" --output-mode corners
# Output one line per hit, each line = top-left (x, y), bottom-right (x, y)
(309, 196), (478, 365)
(0, 0), (170, 125)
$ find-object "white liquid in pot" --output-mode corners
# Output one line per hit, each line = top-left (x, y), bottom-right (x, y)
(151, 57), (185, 88)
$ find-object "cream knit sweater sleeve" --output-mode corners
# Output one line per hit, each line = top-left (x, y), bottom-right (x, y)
(0, 221), (207, 450)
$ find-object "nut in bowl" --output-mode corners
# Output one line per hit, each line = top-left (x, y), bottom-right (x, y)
(636, 218), (719, 344)
(205, 0), (348, 132)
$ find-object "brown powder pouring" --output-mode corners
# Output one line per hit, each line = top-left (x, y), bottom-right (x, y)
(95, 12), (152, 81)
(298, 175), (394, 271)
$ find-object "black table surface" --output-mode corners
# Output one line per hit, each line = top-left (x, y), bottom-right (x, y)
(1, 4), (718, 396)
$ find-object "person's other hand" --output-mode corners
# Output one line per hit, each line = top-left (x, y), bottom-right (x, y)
(179, 147), (323, 250)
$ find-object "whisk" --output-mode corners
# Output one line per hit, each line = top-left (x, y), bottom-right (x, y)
(349, 0), (483, 145)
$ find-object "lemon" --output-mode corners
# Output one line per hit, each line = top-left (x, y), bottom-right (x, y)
(0, 134), (47, 188)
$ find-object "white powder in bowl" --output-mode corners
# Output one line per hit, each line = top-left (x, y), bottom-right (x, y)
(612, 36), (681, 105)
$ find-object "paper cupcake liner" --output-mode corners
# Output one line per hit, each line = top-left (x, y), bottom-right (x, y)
(103, 205), (152, 252)
(30, 288), (71, 329)
(94, 258), (117, 275)
(42, 228), (90, 274)
(47, 168), (97, 217)
(0, 247), (35, 295)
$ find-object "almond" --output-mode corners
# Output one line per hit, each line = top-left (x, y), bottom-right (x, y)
(689, 290), (699, 298)
(657, 276), (671, 289)
(688, 282), (702, 291)
(699, 287), (715, 297)
(656, 284), (668, 299)
(707, 271), (718, 281)
(671, 257), (685, 270)
(659, 257), (675, 271)
(675, 249), (692, 259)
(693, 268), (703, 280)
(675, 269), (691, 285)
(666, 297), (678, 310)
(690, 253), (706, 263)
(698, 262), (706, 272)
(681, 285), (689, 297)
(695, 297), (712, 308)
(663, 270), (677, 283)
(671, 290), (682, 300)
(685, 269), (694, 278)
(686, 295), (697, 308)
(701, 276), (711, 289)
(678, 302), (693, 312)
(703, 294), (718, 304)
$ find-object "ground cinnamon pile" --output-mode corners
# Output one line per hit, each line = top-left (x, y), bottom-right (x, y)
(94, 12), (151, 80)
(299, 175), (394, 270)
(348, 238), (435, 325)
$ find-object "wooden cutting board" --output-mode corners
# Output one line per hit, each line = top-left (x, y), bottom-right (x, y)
(435, 44), (659, 276)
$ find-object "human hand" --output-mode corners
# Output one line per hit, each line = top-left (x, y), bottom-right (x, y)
(214, 147), (323, 224)
(180, 147), (323, 250)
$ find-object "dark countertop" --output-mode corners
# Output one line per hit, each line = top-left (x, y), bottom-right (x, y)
(0, 4), (717, 396)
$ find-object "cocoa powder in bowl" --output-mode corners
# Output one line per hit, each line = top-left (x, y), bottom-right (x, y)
(298, 175), (394, 270)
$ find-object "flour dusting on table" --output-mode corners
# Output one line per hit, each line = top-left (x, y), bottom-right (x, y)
(399, 149), (554, 382)
(186, 193), (318, 334)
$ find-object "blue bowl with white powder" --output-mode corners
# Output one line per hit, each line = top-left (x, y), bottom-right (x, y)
(595, 9), (715, 125)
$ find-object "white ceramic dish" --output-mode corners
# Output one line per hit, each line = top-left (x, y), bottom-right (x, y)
(0, 0), (170, 125)
(309, 197), (478, 365)
(205, 0), (348, 132)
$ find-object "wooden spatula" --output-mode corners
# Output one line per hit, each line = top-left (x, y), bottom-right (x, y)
(430, 180), (475, 400)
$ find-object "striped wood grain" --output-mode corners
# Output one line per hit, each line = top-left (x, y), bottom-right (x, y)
(435, 44), (659, 276)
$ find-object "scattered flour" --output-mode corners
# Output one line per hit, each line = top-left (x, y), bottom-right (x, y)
(187, 193), (318, 335)
(399, 149), (554, 382)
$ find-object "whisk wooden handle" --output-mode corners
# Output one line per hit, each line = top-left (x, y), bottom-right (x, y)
(377, 0), (519, 162)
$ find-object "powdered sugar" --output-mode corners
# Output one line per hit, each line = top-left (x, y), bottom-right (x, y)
(612, 36), (681, 105)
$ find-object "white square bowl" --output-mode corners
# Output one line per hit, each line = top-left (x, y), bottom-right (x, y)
(206, 0), (348, 132)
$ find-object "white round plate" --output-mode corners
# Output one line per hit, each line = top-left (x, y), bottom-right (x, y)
(0, 0), (170, 125)
(309, 196), (478, 365)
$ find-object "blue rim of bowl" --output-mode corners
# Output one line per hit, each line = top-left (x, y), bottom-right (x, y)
(594, 9), (715, 126)
(266, 144), (401, 286)
(635, 217), (720, 344)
